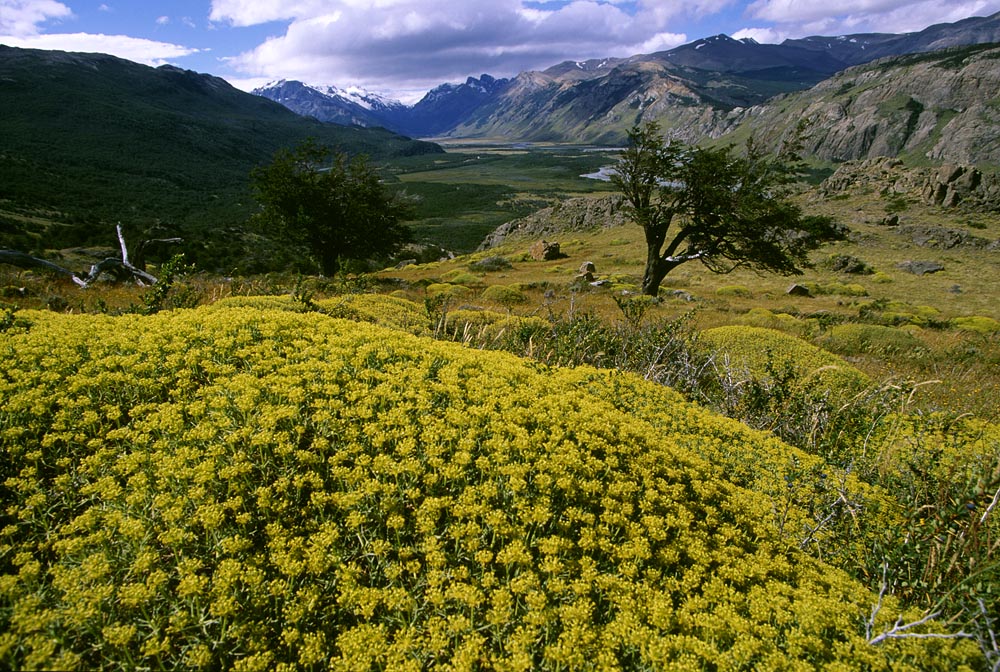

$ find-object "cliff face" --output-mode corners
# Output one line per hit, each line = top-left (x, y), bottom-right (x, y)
(821, 157), (1000, 212)
(713, 44), (1000, 166)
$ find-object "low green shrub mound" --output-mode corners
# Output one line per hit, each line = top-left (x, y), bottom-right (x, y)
(699, 325), (871, 392)
(440, 270), (482, 286)
(953, 315), (1000, 334)
(716, 285), (753, 298)
(425, 282), (472, 300)
(0, 307), (978, 669)
(480, 284), (528, 307)
(736, 308), (811, 337)
(817, 323), (926, 357)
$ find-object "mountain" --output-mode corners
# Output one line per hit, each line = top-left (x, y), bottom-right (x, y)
(250, 79), (403, 128)
(254, 12), (1000, 146)
(702, 42), (1000, 167)
(784, 11), (1000, 64)
(442, 13), (1000, 144)
(253, 74), (510, 138)
(0, 46), (441, 272)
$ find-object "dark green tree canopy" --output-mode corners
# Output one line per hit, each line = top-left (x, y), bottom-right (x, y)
(611, 123), (845, 296)
(250, 140), (412, 275)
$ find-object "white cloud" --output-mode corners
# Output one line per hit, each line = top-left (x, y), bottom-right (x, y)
(744, 0), (1000, 37)
(0, 32), (201, 65)
(212, 0), (698, 93)
(156, 16), (170, 26)
(0, 0), (73, 36)
(731, 27), (785, 43)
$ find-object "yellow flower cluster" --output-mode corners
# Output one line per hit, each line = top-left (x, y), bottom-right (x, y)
(0, 305), (980, 669)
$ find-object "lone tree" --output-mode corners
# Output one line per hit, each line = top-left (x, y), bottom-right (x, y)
(611, 122), (844, 296)
(250, 140), (412, 275)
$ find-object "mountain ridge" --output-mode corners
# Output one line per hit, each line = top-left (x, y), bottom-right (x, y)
(252, 12), (1000, 145)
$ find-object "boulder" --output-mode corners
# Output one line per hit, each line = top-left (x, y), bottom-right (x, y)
(529, 240), (562, 261)
(897, 260), (944, 275)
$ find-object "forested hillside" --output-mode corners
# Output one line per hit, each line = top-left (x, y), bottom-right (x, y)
(0, 46), (440, 273)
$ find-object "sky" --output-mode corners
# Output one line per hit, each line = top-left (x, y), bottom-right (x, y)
(2, 0), (999, 103)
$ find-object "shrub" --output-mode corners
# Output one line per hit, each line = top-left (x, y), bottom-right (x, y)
(699, 325), (870, 389)
(317, 294), (430, 336)
(716, 284), (752, 298)
(953, 315), (1000, 335)
(737, 308), (811, 337)
(801, 281), (869, 297)
(697, 326), (879, 466)
(467, 256), (513, 272)
(425, 282), (472, 299)
(480, 284), (527, 307)
(818, 323), (927, 358)
(0, 307), (979, 669)
(440, 270), (481, 286)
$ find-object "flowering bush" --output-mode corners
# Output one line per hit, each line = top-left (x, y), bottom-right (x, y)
(0, 307), (981, 669)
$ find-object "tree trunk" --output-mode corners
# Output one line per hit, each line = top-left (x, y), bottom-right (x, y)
(641, 244), (670, 296)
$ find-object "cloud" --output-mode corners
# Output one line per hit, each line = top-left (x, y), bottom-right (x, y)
(0, 32), (201, 65)
(743, 0), (1000, 37)
(156, 16), (170, 26)
(731, 26), (785, 43)
(0, 0), (73, 35)
(211, 0), (694, 95)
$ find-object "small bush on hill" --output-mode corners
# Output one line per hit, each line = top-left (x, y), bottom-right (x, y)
(716, 285), (753, 298)
(480, 284), (528, 308)
(818, 323), (927, 358)
(467, 256), (513, 272)
(953, 315), (1000, 334)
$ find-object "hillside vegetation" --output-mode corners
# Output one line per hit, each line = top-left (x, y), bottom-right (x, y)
(0, 47), (440, 273)
(0, 301), (991, 669)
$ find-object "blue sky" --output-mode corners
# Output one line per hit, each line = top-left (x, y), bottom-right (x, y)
(2, 0), (998, 102)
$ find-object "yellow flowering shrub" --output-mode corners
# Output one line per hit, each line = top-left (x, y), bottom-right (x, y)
(426, 282), (472, 299)
(0, 307), (980, 669)
(315, 294), (431, 336)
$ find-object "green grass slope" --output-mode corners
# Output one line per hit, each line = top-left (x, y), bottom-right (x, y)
(0, 304), (980, 669)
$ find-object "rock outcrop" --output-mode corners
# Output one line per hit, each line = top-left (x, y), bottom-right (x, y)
(821, 157), (1000, 212)
(480, 195), (628, 250)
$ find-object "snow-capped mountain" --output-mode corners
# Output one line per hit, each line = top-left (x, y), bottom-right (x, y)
(253, 74), (511, 138)
(251, 80), (404, 129)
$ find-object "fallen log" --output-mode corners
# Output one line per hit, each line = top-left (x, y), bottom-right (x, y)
(0, 224), (180, 287)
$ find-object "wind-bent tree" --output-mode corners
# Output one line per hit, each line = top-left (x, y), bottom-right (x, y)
(250, 140), (412, 275)
(611, 123), (844, 296)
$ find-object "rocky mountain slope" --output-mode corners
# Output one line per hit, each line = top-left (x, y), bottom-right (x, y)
(711, 43), (1000, 166)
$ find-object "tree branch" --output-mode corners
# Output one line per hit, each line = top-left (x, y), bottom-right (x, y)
(866, 563), (972, 645)
(0, 226), (177, 288)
